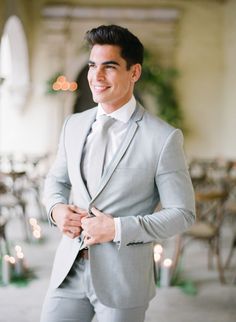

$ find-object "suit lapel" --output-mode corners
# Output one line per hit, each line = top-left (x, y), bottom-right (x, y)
(91, 103), (145, 201)
(76, 108), (97, 202)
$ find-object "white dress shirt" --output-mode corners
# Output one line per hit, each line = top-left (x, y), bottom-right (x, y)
(82, 95), (136, 242)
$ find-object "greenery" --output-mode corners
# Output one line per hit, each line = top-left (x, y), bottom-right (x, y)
(137, 50), (183, 129)
(170, 260), (198, 295)
(155, 258), (198, 296)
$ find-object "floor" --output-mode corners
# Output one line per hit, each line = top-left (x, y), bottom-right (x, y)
(0, 215), (236, 322)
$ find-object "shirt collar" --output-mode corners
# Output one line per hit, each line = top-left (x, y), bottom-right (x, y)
(97, 96), (136, 123)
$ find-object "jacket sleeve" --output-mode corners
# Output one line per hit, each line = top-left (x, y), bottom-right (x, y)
(43, 116), (72, 220)
(119, 129), (195, 247)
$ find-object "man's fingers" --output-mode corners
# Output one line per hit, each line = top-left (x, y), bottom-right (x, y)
(90, 207), (112, 218)
(69, 204), (80, 212)
(64, 227), (81, 239)
(68, 212), (85, 221)
(69, 205), (88, 215)
(66, 211), (88, 223)
(91, 207), (103, 217)
(65, 220), (82, 227)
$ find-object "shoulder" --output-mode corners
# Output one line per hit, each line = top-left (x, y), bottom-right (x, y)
(66, 106), (97, 124)
(135, 103), (185, 156)
(137, 102), (178, 140)
(60, 106), (97, 137)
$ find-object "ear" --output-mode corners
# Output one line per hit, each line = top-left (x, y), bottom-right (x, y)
(131, 64), (142, 83)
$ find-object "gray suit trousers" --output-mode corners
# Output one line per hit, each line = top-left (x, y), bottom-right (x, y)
(40, 256), (148, 322)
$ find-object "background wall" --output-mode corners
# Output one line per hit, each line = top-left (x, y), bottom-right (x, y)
(0, 0), (235, 160)
(175, 0), (223, 158)
(222, 0), (236, 158)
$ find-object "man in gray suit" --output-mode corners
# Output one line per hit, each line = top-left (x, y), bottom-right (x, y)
(40, 25), (195, 322)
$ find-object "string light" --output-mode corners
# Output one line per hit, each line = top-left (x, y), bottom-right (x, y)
(52, 75), (78, 92)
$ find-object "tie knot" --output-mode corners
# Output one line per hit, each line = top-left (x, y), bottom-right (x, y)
(97, 115), (115, 131)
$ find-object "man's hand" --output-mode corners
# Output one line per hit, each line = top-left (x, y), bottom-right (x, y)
(52, 204), (88, 239)
(81, 207), (115, 246)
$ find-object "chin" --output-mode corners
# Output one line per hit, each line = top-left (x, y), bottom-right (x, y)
(92, 95), (106, 104)
(92, 96), (99, 103)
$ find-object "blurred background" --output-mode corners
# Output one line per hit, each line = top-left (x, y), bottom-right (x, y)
(0, 0), (236, 321)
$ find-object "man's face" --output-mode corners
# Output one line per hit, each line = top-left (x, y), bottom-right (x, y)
(87, 44), (141, 112)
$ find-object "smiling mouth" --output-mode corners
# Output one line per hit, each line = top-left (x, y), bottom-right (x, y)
(93, 85), (110, 92)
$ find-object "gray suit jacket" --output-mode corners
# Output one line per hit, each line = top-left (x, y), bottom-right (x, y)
(43, 103), (195, 308)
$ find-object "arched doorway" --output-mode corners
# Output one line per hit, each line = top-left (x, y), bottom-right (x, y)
(73, 65), (95, 113)
(0, 15), (30, 111)
(0, 15), (30, 153)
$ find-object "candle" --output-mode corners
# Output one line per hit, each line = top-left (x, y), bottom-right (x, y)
(160, 258), (172, 287)
(14, 245), (25, 277)
(154, 252), (161, 282)
(2, 255), (11, 285)
(154, 244), (163, 257)
(15, 252), (24, 277)
(154, 244), (164, 283)
(9, 256), (16, 279)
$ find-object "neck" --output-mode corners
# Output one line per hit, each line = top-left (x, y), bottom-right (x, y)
(100, 96), (133, 114)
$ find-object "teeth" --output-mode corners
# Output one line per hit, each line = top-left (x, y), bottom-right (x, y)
(94, 86), (108, 91)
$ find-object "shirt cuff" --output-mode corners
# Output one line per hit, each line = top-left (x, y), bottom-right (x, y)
(113, 217), (121, 243)
(49, 203), (63, 225)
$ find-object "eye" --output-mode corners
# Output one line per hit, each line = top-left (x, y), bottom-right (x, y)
(88, 63), (96, 69)
(106, 65), (116, 69)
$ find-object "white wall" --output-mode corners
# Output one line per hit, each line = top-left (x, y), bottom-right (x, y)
(221, 0), (236, 159)
(175, 0), (223, 159)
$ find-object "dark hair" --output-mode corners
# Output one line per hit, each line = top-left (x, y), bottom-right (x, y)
(85, 24), (144, 69)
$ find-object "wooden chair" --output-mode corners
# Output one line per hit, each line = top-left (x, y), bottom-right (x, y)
(224, 199), (236, 271)
(0, 181), (14, 255)
(179, 190), (228, 283)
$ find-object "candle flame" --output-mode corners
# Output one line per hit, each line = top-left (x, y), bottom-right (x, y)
(33, 230), (41, 239)
(9, 256), (16, 264)
(154, 253), (161, 262)
(17, 252), (24, 259)
(163, 258), (172, 267)
(15, 245), (22, 252)
(29, 217), (37, 226)
(4, 255), (10, 261)
(154, 244), (163, 254)
(34, 224), (41, 232)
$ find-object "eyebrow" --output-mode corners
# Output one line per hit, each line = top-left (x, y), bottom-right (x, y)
(88, 60), (120, 66)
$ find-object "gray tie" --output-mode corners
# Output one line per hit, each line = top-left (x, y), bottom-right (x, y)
(86, 115), (115, 198)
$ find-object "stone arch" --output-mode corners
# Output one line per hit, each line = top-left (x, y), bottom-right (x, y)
(73, 64), (95, 113)
(0, 15), (30, 111)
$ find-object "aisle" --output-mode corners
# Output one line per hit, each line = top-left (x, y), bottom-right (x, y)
(0, 220), (235, 322)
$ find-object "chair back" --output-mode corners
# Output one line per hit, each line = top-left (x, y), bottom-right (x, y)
(195, 190), (228, 232)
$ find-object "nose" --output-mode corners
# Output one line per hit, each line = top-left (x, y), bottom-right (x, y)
(94, 66), (105, 81)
